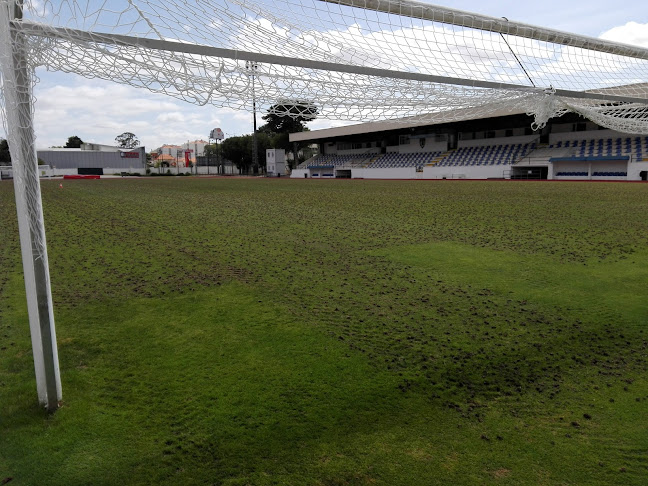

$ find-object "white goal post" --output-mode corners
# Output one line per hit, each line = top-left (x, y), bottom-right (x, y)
(0, 0), (61, 411)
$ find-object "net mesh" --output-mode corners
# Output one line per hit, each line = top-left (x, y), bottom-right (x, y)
(2, 0), (647, 132)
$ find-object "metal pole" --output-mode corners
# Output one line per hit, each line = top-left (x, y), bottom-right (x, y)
(252, 75), (258, 175)
(207, 137), (211, 175)
(1, 0), (61, 411)
(247, 61), (259, 174)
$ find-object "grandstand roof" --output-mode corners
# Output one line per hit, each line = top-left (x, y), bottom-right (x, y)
(290, 102), (528, 143)
(291, 83), (648, 143)
(589, 82), (648, 99)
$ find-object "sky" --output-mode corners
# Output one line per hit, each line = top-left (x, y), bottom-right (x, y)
(2, 0), (647, 151)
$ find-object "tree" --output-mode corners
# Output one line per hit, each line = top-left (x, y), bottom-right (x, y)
(260, 100), (318, 134)
(254, 132), (274, 172)
(0, 138), (10, 164)
(220, 133), (273, 174)
(221, 136), (251, 174)
(203, 143), (219, 158)
(115, 132), (140, 149)
(259, 100), (318, 169)
(64, 135), (83, 148)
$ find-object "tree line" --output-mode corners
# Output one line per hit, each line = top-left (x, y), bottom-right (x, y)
(206, 101), (318, 173)
(0, 138), (10, 164)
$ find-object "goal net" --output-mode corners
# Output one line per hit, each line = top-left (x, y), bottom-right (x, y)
(3, 0), (648, 131)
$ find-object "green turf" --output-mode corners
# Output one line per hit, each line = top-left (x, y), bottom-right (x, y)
(1, 178), (647, 485)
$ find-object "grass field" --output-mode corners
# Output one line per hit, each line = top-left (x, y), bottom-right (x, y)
(1, 178), (647, 485)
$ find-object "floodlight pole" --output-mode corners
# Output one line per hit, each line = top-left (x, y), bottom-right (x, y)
(216, 139), (221, 174)
(246, 61), (259, 175)
(1, 0), (62, 411)
(207, 136), (211, 175)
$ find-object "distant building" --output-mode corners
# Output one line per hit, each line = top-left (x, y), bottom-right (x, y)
(153, 142), (207, 167)
(266, 149), (286, 176)
(154, 144), (183, 159)
(37, 143), (146, 174)
(182, 140), (208, 164)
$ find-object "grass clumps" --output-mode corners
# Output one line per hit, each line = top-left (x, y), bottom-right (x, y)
(1, 178), (647, 485)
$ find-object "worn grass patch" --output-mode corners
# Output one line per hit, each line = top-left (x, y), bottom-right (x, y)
(1, 178), (647, 485)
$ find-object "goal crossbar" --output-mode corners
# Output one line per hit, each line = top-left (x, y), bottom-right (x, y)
(321, 0), (648, 61)
(16, 20), (648, 106)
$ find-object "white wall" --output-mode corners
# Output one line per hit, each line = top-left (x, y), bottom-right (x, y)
(348, 165), (510, 180)
(104, 167), (146, 175)
(33, 166), (243, 177)
(352, 167), (417, 179)
(47, 168), (78, 176)
(421, 164), (509, 179)
(195, 165), (236, 175)
(628, 161), (648, 180)
(34, 168), (148, 177)
(291, 163), (648, 181)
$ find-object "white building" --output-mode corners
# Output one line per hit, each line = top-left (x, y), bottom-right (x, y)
(153, 141), (208, 166)
(266, 149), (286, 177)
(155, 144), (183, 157)
(182, 140), (208, 161)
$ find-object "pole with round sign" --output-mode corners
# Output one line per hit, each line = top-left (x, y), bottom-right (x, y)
(209, 128), (224, 175)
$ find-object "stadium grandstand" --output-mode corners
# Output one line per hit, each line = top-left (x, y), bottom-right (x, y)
(290, 103), (648, 181)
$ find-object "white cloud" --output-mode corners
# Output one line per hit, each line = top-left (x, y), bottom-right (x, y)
(22, 74), (257, 150)
(156, 112), (187, 123)
(600, 22), (648, 48)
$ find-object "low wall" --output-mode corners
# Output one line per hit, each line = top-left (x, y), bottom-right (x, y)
(352, 167), (418, 179)
(421, 164), (509, 179)
(628, 161), (648, 180)
(353, 164), (509, 180)
(47, 168), (79, 177)
(104, 168), (146, 175)
(291, 163), (648, 181)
